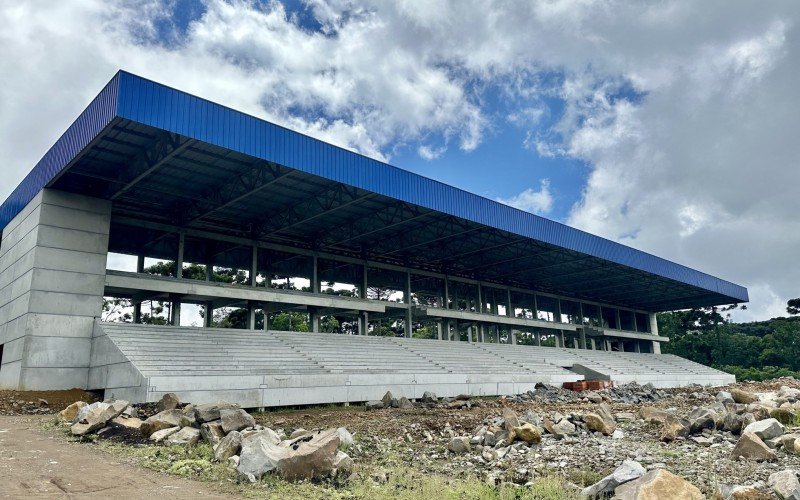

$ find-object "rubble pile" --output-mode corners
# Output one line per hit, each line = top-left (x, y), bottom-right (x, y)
(58, 394), (354, 482)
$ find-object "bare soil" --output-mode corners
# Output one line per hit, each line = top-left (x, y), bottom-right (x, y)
(0, 389), (97, 416)
(0, 414), (236, 498)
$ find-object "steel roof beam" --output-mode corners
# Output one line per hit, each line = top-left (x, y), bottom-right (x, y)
(109, 132), (193, 201)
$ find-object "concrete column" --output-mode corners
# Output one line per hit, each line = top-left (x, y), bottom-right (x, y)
(467, 325), (473, 343)
(453, 320), (459, 341)
(590, 338), (596, 350)
(437, 321), (443, 340)
(358, 311), (369, 336)
(309, 308), (319, 333)
(535, 331), (541, 346)
(311, 255), (319, 293)
(557, 331), (565, 348)
(511, 329), (517, 345)
(494, 326), (500, 343)
(649, 313), (660, 353)
(250, 246), (258, 287)
(176, 233), (184, 279)
(619, 340), (626, 353)
(263, 308), (270, 332)
(360, 264), (368, 299)
(444, 277), (450, 310)
(404, 272), (412, 338)
(579, 329), (587, 349)
(246, 301), (256, 330)
(477, 283), (483, 313)
(205, 302), (214, 327)
(0, 190), (115, 390)
(133, 255), (144, 323)
(171, 296), (181, 326)
(635, 341), (641, 353)
(506, 289), (512, 317)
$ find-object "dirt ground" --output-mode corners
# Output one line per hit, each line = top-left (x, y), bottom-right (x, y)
(0, 389), (97, 416)
(0, 414), (235, 498)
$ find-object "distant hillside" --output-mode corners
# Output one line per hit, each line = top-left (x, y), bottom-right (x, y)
(659, 310), (800, 381)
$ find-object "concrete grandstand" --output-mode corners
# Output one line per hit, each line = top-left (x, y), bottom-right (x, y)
(0, 71), (746, 406)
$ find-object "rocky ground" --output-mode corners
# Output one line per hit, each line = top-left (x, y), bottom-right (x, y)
(5, 379), (800, 498)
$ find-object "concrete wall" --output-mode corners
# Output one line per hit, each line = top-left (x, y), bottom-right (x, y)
(0, 189), (110, 389)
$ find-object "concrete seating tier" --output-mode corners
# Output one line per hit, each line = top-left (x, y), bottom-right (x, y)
(92, 322), (734, 408)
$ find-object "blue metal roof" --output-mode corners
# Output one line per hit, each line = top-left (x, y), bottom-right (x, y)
(0, 71), (749, 309)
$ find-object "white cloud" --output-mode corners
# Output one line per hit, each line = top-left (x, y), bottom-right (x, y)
(1, 1), (799, 320)
(496, 179), (553, 215)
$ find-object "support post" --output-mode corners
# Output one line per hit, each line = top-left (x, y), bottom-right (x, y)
(404, 272), (412, 338)
(358, 311), (369, 336)
(361, 264), (368, 299)
(171, 295), (181, 326)
(536, 331), (541, 346)
(205, 301), (213, 327)
(246, 301), (255, 330)
(311, 255), (319, 293)
(506, 289), (512, 317)
(309, 308), (319, 333)
(251, 245), (258, 287)
(649, 313), (661, 353)
(579, 329), (587, 349)
(176, 233), (185, 279)
(133, 254), (144, 323)
(263, 307), (270, 332)
(511, 329), (517, 345)
(437, 321), (443, 340)
(444, 276), (450, 310)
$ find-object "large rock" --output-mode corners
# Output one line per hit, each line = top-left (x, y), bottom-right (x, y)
(156, 393), (180, 412)
(194, 401), (239, 423)
(639, 407), (671, 425)
(237, 428), (341, 482)
(220, 408), (255, 434)
(731, 388), (759, 404)
(612, 469), (702, 499)
(381, 391), (394, 408)
(511, 423), (541, 444)
(743, 418), (785, 441)
(365, 401), (383, 411)
(150, 426), (180, 443)
(336, 427), (354, 449)
(771, 408), (796, 425)
(165, 426), (200, 447)
(502, 408), (520, 432)
(687, 408), (717, 434)
(781, 433), (800, 453)
(215, 430), (242, 462)
(140, 409), (183, 438)
(660, 415), (690, 442)
(768, 470), (800, 500)
(716, 391), (735, 404)
(70, 400), (129, 436)
(730, 432), (777, 462)
(580, 459), (645, 498)
(724, 412), (748, 434)
(448, 436), (471, 453)
(585, 404), (616, 436)
(552, 419), (576, 438)
(59, 401), (88, 423)
(332, 451), (354, 477)
(421, 391), (437, 404)
(200, 421), (226, 446)
(110, 416), (142, 430)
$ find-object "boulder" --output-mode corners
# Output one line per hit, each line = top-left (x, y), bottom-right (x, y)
(59, 401), (88, 423)
(585, 405), (616, 436)
(639, 407), (671, 425)
(731, 389), (758, 404)
(70, 400), (129, 436)
(768, 470), (800, 500)
(194, 401), (239, 423)
(743, 418), (785, 441)
(214, 430), (242, 462)
(771, 408), (796, 425)
(290, 428), (310, 439)
(551, 419), (576, 438)
(150, 426), (180, 443)
(74, 401), (107, 424)
(220, 408), (255, 434)
(200, 421), (226, 446)
(580, 459), (645, 498)
(156, 393), (180, 412)
(332, 451), (354, 477)
(687, 408), (717, 434)
(612, 468), (702, 499)
(660, 415), (690, 442)
(110, 416), (142, 430)
(421, 391), (438, 404)
(381, 391), (394, 408)
(397, 397), (413, 409)
(336, 427), (354, 449)
(502, 407), (520, 432)
(365, 401), (383, 411)
(165, 426), (201, 447)
(780, 433), (800, 453)
(723, 412), (747, 434)
(237, 428), (341, 482)
(179, 412), (197, 429)
(511, 423), (541, 444)
(448, 436), (471, 453)
(726, 485), (772, 500)
(730, 432), (777, 462)
(140, 409), (183, 438)
(779, 386), (800, 399)
(716, 391), (735, 404)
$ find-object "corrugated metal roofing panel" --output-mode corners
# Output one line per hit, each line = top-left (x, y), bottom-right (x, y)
(0, 70), (748, 305)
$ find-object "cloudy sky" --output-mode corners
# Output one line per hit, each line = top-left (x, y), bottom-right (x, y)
(1, 0), (798, 322)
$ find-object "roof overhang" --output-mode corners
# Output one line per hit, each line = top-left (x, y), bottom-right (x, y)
(0, 71), (749, 311)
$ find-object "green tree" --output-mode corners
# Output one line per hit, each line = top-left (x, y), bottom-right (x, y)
(788, 298), (800, 315)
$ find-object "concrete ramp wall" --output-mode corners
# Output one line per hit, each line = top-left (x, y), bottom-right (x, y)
(91, 322), (734, 407)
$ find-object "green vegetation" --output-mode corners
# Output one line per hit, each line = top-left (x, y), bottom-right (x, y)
(659, 298), (800, 381)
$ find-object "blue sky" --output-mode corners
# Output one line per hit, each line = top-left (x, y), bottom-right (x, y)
(1, 0), (799, 321)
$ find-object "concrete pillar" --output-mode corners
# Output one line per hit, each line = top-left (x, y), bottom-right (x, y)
(246, 301), (256, 330)
(590, 338), (596, 350)
(263, 308), (270, 332)
(511, 329), (517, 345)
(358, 311), (369, 336)
(171, 296), (181, 326)
(309, 308), (319, 333)
(494, 326), (500, 344)
(649, 313), (660, 353)
(453, 320), (459, 341)
(205, 301), (214, 327)
(437, 321), (443, 340)
(444, 276), (450, 310)
(176, 233), (185, 279)
(0, 190), (111, 390)
(535, 331), (541, 346)
(579, 329), (587, 349)
(506, 289), (512, 317)
(404, 272), (412, 338)
(477, 284), (483, 314)
(311, 255), (319, 293)
(251, 246), (258, 287)
(635, 341), (641, 353)
(133, 255), (144, 323)
(361, 264), (368, 299)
